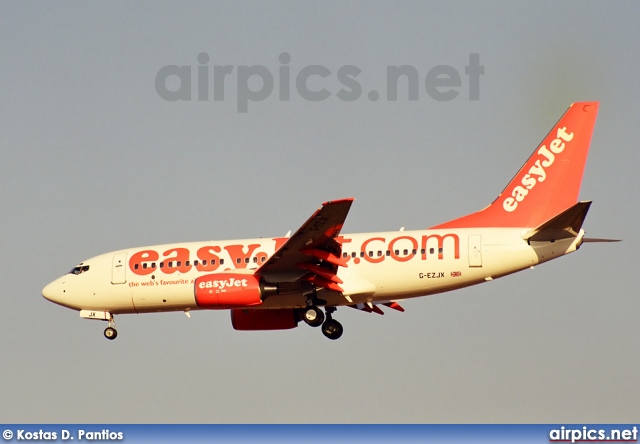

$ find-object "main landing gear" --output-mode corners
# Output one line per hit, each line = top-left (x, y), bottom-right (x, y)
(302, 305), (325, 327)
(302, 304), (343, 340)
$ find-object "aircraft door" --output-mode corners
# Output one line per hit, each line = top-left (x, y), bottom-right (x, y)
(112, 253), (127, 284)
(468, 235), (482, 267)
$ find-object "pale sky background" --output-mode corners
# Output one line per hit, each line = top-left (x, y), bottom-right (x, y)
(1, 1), (638, 423)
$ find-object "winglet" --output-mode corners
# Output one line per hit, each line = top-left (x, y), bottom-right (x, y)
(432, 102), (599, 229)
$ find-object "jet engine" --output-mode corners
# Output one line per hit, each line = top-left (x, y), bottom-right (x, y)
(194, 273), (276, 308)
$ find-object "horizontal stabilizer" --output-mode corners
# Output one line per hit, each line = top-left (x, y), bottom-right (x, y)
(582, 237), (621, 243)
(523, 201), (591, 242)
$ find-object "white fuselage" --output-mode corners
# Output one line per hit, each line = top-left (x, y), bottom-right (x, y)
(42, 227), (584, 315)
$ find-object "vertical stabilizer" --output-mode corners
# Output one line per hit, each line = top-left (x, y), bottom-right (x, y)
(432, 102), (599, 229)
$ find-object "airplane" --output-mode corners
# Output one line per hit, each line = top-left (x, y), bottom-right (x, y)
(42, 102), (616, 340)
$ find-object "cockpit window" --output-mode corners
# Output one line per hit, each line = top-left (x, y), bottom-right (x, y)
(68, 265), (90, 275)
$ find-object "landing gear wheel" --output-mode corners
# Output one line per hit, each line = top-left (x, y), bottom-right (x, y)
(104, 327), (118, 340)
(322, 319), (343, 340)
(302, 306), (325, 327)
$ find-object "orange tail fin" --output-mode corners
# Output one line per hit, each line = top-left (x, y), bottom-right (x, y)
(432, 102), (599, 229)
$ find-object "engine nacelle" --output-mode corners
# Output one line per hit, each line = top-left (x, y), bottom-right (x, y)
(195, 273), (265, 308)
(231, 308), (300, 331)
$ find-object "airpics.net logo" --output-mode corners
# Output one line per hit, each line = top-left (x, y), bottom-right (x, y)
(155, 52), (484, 112)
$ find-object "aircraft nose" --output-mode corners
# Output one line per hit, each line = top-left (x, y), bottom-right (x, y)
(42, 279), (69, 307)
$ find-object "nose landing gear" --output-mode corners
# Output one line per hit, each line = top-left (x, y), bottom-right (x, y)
(79, 310), (119, 340)
(104, 326), (117, 340)
(103, 316), (118, 340)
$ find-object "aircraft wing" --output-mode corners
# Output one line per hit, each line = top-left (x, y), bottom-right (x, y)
(256, 198), (354, 289)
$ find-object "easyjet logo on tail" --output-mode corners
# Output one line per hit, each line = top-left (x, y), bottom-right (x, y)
(503, 126), (574, 212)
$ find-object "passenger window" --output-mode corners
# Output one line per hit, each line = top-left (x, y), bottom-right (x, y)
(430, 248), (435, 254)
(220, 259), (225, 265)
(438, 248), (443, 254)
(403, 249), (408, 255)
